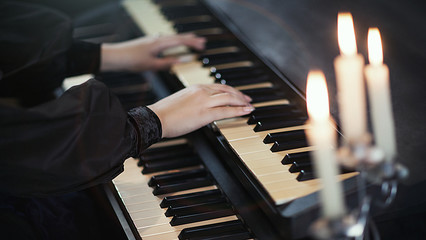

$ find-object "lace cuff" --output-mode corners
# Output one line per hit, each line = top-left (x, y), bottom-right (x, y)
(128, 106), (162, 156)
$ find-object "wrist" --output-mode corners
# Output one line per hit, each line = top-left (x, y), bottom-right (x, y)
(100, 43), (126, 72)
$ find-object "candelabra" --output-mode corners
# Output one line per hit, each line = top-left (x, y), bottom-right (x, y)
(310, 133), (409, 240)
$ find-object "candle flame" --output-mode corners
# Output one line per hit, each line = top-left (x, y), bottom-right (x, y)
(306, 71), (330, 121)
(368, 28), (383, 65)
(337, 12), (357, 56)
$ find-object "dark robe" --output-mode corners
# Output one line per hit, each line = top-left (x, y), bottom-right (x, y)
(0, 1), (162, 238)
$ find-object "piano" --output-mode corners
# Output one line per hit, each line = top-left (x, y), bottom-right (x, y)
(67, 0), (426, 239)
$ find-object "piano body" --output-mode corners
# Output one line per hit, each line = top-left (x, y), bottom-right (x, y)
(66, 0), (426, 239)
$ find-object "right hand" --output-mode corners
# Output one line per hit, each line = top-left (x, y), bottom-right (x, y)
(148, 84), (254, 138)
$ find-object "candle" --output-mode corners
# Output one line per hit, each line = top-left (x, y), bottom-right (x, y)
(334, 13), (367, 143)
(365, 28), (397, 161)
(306, 70), (345, 219)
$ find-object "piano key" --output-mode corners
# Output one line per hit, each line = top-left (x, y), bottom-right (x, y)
(204, 39), (239, 50)
(288, 161), (312, 173)
(202, 53), (252, 66)
(217, 74), (270, 87)
(169, 202), (235, 226)
(253, 117), (308, 132)
(201, 46), (241, 56)
(161, 5), (209, 20)
(172, 61), (261, 87)
(270, 139), (309, 152)
(174, 20), (219, 32)
(191, 27), (230, 38)
(178, 220), (251, 240)
(142, 155), (201, 174)
(240, 87), (286, 104)
(160, 189), (223, 208)
(210, 62), (259, 76)
(296, 170), (315, 182)
(234, 82), (274, 91)
(172, 15), (214, 25)
(148, 168), (208, 187)
(250, 104), (298, 114)
(281, 151), (311, 165)
(263, 129), (306, 143)
(153, 175), (213, 195)
(213, 68), (266, 81)
(123, 0), (176, 36)
(139, 145), (194, 164)
(247, 110), (306, 125)
(115, 157), (245, 239)
(165, 197), (227, 217)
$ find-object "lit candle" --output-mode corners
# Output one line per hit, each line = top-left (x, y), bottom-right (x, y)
(365, 28), (397, 161)
(306, 71), (345, 219)
(334, 13), (367, 143)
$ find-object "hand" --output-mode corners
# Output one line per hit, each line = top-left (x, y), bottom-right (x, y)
(148, 84), (254, 138)
(100, 33), (206, 72)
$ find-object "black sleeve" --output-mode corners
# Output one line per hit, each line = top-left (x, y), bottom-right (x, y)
(0, 1), (101, 101)
(0, 79), (161, 197)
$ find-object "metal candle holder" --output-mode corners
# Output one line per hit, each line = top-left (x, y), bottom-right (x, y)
(310, 133), (409, 240)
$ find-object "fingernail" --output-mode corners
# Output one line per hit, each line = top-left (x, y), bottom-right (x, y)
(243, 106), (255, 112)
(244, 94), (252, 102)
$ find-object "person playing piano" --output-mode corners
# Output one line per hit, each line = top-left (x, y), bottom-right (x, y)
(0, 1), (253, 239)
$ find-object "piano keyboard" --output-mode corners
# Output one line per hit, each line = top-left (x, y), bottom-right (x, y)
(113, 138), (253, 240)
(121, 0), (357, 205)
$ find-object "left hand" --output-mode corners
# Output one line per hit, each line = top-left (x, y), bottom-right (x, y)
(100, 33), (206, 72)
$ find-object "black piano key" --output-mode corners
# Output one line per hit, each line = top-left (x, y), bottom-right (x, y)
(153, 178), (213, 195)
(251, 104), (298, 114)
(202, 53), (251, 66)
(249, 109), (304, 125)
(165, 198), (227, 217)
(174, 21), (219, 32)
(217, 74), (270, 87)
(202, 31), (236, 41)
(160, 189), (222, 208)
(296, 169), (315, 181)
(288, 161), (312, 173)
(270, 139), (308, 152)
(178, 220), (252, 240)
(153, 177), (213, 195)
(148, 168), (207, 187)
(139, 145), (194, 164)
(161, 6), (209, 20)
(210, 64), (261, 76)
(169, 202), (234, 226)
(253, 117), (307, 132)
(240, 87), (286, 104)
(264, 129), (306, 144)
(141, 155), (201, 174)
(142, 143), (189, 155)
(213, 68), (266, 80)
(281, 151), (312, 165)
(204, 40), (238, 50)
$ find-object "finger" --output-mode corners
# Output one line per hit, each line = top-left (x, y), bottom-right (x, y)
(207, 84), (252, 102)
(208, 92), (253, 108)
(208, 105), (255, 120)
(152, 34), (206, 53)
(150, 57), (180, 70)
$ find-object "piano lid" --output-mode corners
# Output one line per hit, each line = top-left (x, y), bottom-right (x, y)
(204, 0), (426, 185)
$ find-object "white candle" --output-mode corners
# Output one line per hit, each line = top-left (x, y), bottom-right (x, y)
(365, 28), (397, 161)
(334, 13), (367, 143)
(306, 71), (345, 219)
